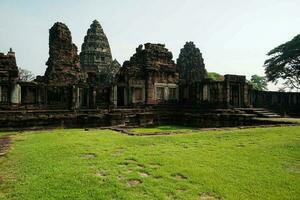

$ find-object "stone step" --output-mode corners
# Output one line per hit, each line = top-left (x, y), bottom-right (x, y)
(235, 107), (281, 118)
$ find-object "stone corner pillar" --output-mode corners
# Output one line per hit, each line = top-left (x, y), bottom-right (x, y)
(11, 84), (21, 104)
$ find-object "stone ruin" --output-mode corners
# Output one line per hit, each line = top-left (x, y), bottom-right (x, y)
(116, 43), (179, 105)
(177, 41), (207, 83)
(0, 48), (19, 83)
(40, 22), (84, 85)
(0, 48), (20, 106)
(0, 19), (299, 130)
(80, 20), (120, 85)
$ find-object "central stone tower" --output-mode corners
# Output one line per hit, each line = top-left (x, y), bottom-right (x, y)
(80, 20), (119, 84)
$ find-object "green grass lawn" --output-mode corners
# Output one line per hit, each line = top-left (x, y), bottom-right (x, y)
(0, 126), (299, 200)
(130, 125), (199, 134)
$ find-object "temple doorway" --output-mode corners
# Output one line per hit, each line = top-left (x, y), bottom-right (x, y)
(117, 87), (125, 106)
(230, 84), (240, 107)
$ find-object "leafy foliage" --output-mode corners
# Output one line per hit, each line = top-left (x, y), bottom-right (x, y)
(18, 67), (35, 81)
(207, 72), (224, 81)
(264, 34), (300, 89)
(248, 74), (268, 91)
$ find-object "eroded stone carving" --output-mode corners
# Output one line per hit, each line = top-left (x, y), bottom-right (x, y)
(117, 43), (179, 105)
(43, 22), (83, 85)
(80, 20), (120, 84)
(0, 48), (19, 83)
(177, 42), (207, 82)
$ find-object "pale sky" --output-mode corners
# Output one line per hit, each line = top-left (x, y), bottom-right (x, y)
(0, 0), (299, 90)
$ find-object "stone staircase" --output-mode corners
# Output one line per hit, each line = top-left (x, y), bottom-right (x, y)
(106, 108), (157, 127)
(235, 108), (281, 118)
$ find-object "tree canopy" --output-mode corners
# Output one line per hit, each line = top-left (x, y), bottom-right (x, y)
(264, 34), (300, 89)
(18, 67), (35, 81)
(248, 75), (268, 91)
(207, 72), (224, 81)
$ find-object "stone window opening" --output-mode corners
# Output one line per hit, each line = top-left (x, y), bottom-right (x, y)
(133, 87), (143, 102)
(169, 88), (177, 100)
(156, 87), (165, 101)
(0, 86), (9, 103)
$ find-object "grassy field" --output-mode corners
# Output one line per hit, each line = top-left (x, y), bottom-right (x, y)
(0, 126), (299, 200)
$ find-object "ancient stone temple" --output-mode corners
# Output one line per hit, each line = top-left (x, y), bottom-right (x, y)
(43, 22), (83, 85)
(80, 20), (120, 84)
(0, 20), (300, 130)
(0, 48), (21, 107)
(33, 22), (85, 109)
(177, 42), (207, 82)
(116, 43), (179, 106)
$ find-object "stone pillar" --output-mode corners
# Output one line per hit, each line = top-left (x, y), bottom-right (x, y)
(146, 76), (155, 104)
(164, 87), (169, 101)
(203, 84), (208, 101)
(92, 89), (96, 108)
(124, 87), (127, 106)
(11, 84), (21, 104)
(128, 87), (132, 104)
(112, 85), (117, 106)
(226, 82), (230, 107)
(86, 88), (90, 108)
(243, 83), (249, 107)
(75, 87), (81, 109)
(142, 86), (145, 103)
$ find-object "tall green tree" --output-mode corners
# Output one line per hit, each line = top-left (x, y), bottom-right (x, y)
(248, 75), (268, 91)
(264, 34), (300, 89)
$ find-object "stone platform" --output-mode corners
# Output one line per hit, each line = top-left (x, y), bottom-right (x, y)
(0, 106), (292, 131)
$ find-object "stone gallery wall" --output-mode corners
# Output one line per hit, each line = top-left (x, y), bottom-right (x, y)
(250, 90), (300, 116)
(180, 75), (249, 108)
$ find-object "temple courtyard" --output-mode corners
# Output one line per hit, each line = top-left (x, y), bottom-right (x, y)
(0, 125), (299, 200)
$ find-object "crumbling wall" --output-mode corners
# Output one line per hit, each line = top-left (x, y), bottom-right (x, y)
(43, 22), (83, 85)
(250, 90), (300, 116)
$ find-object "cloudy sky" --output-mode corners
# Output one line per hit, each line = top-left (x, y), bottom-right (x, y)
(0, 0), (299, 90)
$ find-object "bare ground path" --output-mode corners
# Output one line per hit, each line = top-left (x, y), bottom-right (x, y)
(0, 135), (11, 156)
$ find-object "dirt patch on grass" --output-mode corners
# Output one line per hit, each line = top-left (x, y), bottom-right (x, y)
(124, 158), (138, 164)
(112, 147), (125, 156)
(118, 162), (129, 167)
(199, 193), (222, 200)
(81, 153), (96, 158)
(124, 169), (133, 174)
(136, 164), (145, 169)
(138, 171), (149, 177)
(0, 135), (11, 156)
(95, 171), (106, 178)
(286, 161), (300, 174)
(176, 188), (187, 193)
(149, 163), (161, 168)
(127, 179), (142, 187)
(171, 173), (187, 180)
(112, 150), (123, 156)
(236, 144), (246, 148)
(117, 175), (124, 180)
